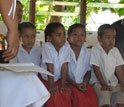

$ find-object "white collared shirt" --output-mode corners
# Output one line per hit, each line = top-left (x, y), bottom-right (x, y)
(11, 45), (42, 66)
(90, 43), (124, 86)
(41, 42), (71, 82)
(68, 44), (91, 84)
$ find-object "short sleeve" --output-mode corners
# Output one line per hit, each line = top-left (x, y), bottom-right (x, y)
(42, 44), (53, 64)
(90, 48), (100, 67)
(114, 48), (124, 66)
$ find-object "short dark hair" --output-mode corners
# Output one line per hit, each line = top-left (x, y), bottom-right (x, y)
(98, 24), (115, 38)
(18, 22), (36, 34)
(67, 23), (85, 36)
(44, 22), (64, 42)
(17, 0), (23, 7)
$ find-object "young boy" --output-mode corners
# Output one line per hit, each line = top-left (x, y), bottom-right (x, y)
(90, 24), (124, 107)
(11, 22), (42, 67)
(67, 23), (98, 107)
(39, 22), (72, 107)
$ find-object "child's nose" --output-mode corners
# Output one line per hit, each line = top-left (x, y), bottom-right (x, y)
(78, 35), (82, 40)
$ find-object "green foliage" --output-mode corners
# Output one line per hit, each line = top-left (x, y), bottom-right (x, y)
(118, 8), (124, 16)
(0, 0), (124, 30)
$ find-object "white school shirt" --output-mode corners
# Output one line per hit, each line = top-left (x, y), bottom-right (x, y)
(90, 43), (124, 87)
(11, 45), (42, 66)
(68, 44), (91, 84)
(41, 42), (71, 82)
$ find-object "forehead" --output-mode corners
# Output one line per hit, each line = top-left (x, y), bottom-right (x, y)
(72, 27), (85, 32)
(53, 26), (65, 33)
(22, 28), (36, 34)
(103, 29), (116, 35)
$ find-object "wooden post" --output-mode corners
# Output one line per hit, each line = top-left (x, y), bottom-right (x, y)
(29, 0), (36, 25)
(80, 0), (86, 26)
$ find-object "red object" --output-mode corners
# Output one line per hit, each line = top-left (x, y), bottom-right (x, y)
(38, 73), (72, 107)
(67, 84), (98, 107)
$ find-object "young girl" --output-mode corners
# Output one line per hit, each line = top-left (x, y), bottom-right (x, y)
(11, 22), (42, 67)
(38, 22), (72, 107)
(67, 23), (98, 107)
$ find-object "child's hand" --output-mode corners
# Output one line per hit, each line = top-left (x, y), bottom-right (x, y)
(60, 84), (71, 94)
(76, 82), (87, 92)
(101, 85), (112, 91)
(49, 84), (58, 96)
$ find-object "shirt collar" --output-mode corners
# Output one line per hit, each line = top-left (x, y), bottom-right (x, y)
(95, 42), (114, 54)
(19, 44), (35, 54)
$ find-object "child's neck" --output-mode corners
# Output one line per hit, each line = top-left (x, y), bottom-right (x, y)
(101, 45), (110, 54)
(71, 45), (82, 60)
(22, 45), (32, 54)
(54, 46), (60, 53)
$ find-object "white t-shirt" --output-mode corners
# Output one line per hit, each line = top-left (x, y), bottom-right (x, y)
(90, 43), (124, 86)
(41, 42), (71, 82)
(11, 45), (42, 66)
(68, 44), (91, 84)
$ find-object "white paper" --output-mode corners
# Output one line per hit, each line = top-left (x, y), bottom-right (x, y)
(0, 63), (54, 76)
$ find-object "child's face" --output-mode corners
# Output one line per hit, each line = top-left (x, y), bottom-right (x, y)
(20, 28), (36, 50)
(48, 26), (66, 49)
(68, 27), (86, 47)
(98, 29), (116, 53)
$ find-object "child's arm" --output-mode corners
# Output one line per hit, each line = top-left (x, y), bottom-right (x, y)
(83, 70), (91, 84)
(61, 62), (71, 94)
(78, 70), (91, 92)
(67, 75), (77, 87)
(93, 65), (112, 91)
(47, 63), (58, 95)
(67, 71), (90, 92)
(115, 65), (124, 92)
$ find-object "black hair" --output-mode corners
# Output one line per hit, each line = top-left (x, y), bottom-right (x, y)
(67, 23), (85, 36)
(17, 0), (23, 7)
(98, 24), (115, 38)
(44, 22), (64, 42)
(18, 22), (36, 34)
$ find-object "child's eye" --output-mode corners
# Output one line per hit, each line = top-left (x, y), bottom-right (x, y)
(81, 33), (85, 36)
(23, 35), (36, 39)
(23, 35), (29, 39)
(73, 33), (77, 36)
(31, 35), (36, 39)
(56, 33), (61, 37)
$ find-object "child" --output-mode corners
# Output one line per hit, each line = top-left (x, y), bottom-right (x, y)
(90, 24), (124, 107)
(38, 22), (72, 107)
(0, 22), (50, 107)
(67, 23), (98, 107)
(11, 22), (42, 67)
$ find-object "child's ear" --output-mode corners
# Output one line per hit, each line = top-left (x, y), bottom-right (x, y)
(67, 36), (72, 43)
(97, 36), (101, 42)
(47, 36), (52, 42)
